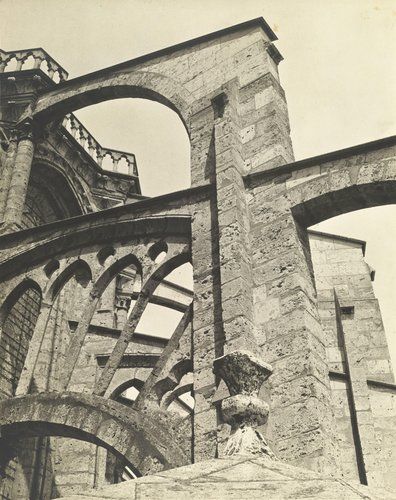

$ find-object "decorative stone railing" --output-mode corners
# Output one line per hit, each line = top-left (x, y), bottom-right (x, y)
(0, 48), (137, 177)
(0, 48), (68, 83)
(62, 114), (138, 177)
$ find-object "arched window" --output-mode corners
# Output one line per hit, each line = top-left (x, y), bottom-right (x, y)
(133, 262), (193, 340)
(22, 163), (83, 229)
(0, 282), (42, 398)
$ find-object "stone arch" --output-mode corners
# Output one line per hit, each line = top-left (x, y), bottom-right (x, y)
(154, 358), (193, 404)
(93, 247), (191, 397)
(34, 146), (95, 213)
(141, 248), (191, 297)
(128, 249), (191, 335)
(47, 259), (92, 302)
(289, 153), (396, 227)
(23, 161), (84, 228)
(26, 71), (195, 134)
(0, 216), (191, 284)
(0, 279), (42, 399)
(127, 250), (193, 341)
(110, 378), (144, 402)
(0, 392), (188, 475)
(0, 278), (42, 325)
(161, 381), (194, 412)
(93, 253), (142, 298)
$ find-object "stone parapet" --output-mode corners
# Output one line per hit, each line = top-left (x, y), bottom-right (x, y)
(0, 48), (68, 82)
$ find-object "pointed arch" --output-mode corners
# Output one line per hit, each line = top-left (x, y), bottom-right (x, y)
(47, 259), (92, 302)
(0, 278), (42, 325)
(110, 378), (145, 402)
(23, 161), (85, 229)
(140, 247), (191, 297)
(94, 247), (191, 397)
(0, 279), (42, 398)
(92, 253), (142, 298)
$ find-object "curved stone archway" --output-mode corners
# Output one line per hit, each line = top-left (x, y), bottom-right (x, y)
(23, 71), (195, 133)
(0, 392), (189, 476)
(286, 140), (396, 227)
(0, 215), (191, 283)
(30, 158), (90, 216)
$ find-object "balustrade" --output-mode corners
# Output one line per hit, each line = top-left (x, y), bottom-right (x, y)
(62, 114), (138, 177)
(0, 48), (138, 177)
(0, 48), (68, 82)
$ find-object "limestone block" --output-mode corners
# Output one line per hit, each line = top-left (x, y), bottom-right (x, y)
(240, 124), (255, 144)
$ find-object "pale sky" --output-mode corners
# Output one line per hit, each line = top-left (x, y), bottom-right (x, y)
(1, 0), (396, 369)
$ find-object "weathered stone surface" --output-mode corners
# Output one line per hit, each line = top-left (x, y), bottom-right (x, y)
(0, 392), (188, 471)
(0, 15), (395, 500)
(54, 456), (396, 499)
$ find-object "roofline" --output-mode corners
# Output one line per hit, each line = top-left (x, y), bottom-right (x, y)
(308, 229), (366, 256)
(37, 17), (277, 94)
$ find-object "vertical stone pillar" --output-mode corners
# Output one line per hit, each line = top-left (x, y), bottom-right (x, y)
(191, 84), (261, 463)
(190, 196), (220, 462)
(189, 99), (222, 462)
(16, 302), (52, 395)
(115, 299), (129, 331)
(335, 297), (379, 486)
(212, 85), (256, 355)
(0, 130), (18, 222)
(32, 292), (67, 393)
(94, 279), (117, 329)
(249, 186), (339, 473)
(3, 120), (35, 229)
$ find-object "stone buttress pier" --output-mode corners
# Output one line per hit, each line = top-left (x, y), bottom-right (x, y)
(0, 17), (395, 499)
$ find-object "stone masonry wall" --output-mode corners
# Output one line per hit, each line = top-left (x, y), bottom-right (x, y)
(310, 231), (396, 489)
(0, 286), (42, 500)
(1, 18), (396, 499)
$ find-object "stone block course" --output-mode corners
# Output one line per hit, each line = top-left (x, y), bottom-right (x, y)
(0, 16), (395, 500)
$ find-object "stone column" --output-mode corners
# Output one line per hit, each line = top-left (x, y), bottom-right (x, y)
(115, 297), (130, 331)
(212, 85), (257, 355)
(0, 130), (18, 223)
(334, 296), (378, 486)
(3, 120), (36, 229)
(190, 195), (220, 462)
(189, 75), (299, 464)
(191, 84), (262, 463)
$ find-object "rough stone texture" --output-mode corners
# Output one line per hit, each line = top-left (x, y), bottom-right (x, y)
(310, 230), (396, 490)
(54, 456), (395, 500)
(0, 70), (140, 233)
(0, 16), (395, 500)
(0, 392), (188, 470)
